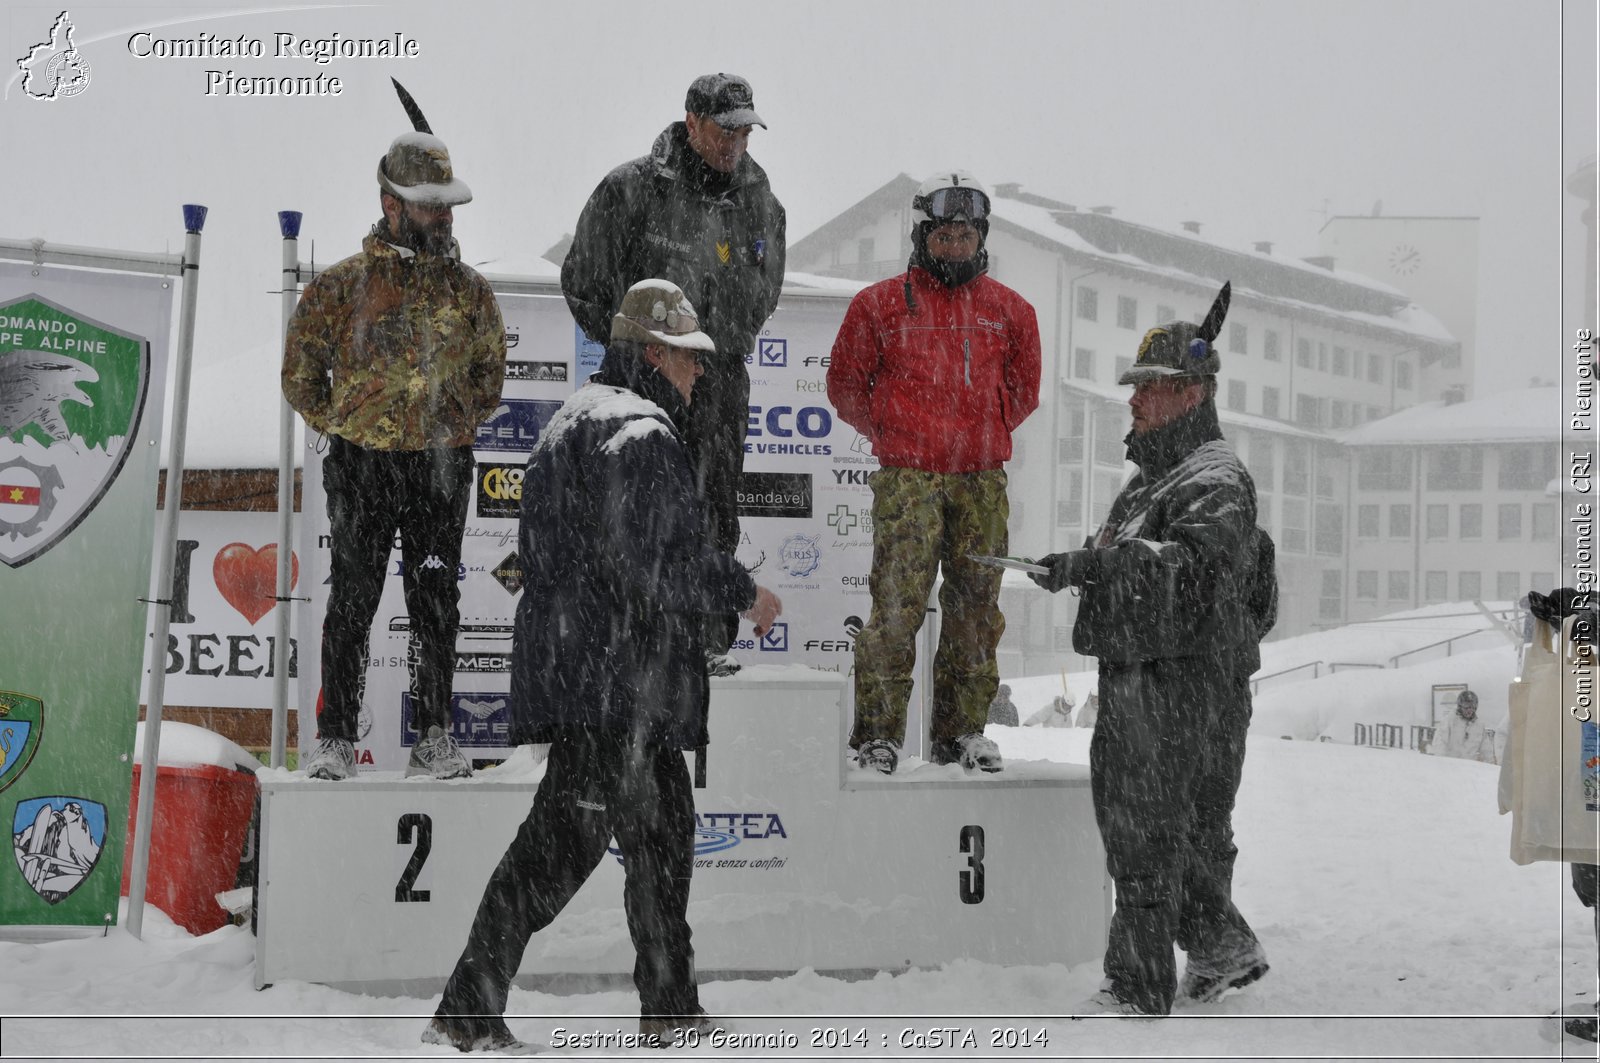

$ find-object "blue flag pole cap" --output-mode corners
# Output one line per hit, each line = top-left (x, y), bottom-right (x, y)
(278, 211), (303, 239)
(182, 204), (208, 233)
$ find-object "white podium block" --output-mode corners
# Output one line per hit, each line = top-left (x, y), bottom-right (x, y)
(255, 667), (1108, 992)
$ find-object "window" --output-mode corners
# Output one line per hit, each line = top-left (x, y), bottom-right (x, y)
(1318, 343), (1328, 372)
(1532, 571), (1555, 591)
(1426, 504), (1449, 539)
(1073, 347), (1096, 380)
(1499, 445), (1560, 490)
(1458, 571), (1482, 600)
(1317, 444), (1339, 498)
(1396, 361), (1413, 390)
(1357, 449), (1412, 490)
(1115, 355), (1132, 380)
(1460, 503), (1482, 539)
(1389, 503), (1412, 538)
(1366, 404), (1383, 422)
(1425, 571), (1448, 600)
(1076, 286), (1099, 321)
(1497, 571), (1521, 600)
(1330, 401), (1349, 428)
(1315, 503), (1344, 555)
(1356, 570), (1378, 599)
(1296, 337), (1313, 368)
(1296, 394), (1321, 427)
(1320, 570), (1343, 620)
(1054, 626), (1073, 652)
(1091, 470), (1122, 526)
(1264, 329), (1282, 362)
(1532, 503), (1556, 541)
(1262, 386), (1281, 420)
(1093, 408), (1125, 466)
(1332, 346), (1349, 376)
(1057, 436), (1082, 462)
(1428, 448), (1483, 490)
(1227, 380), (1247, 412)
(1282, 497), (1308, 554)
(1367, 353), (1384, 384)
(1388, 571), (1411, 600)
(1498, 503), (1522, 540)
(1155, 304), (1174, 324)
(1116, 295), (1138, 329)
(1283, 440), (1308, 495)
(1358, 504), (1380, 538)
(1058, 471), (1083, 526)
(1229, 322), (1247, 354)
(1246, 435), (1274, 489)
(857, 237), (875, 264)
(1062, 404), (1087, 461)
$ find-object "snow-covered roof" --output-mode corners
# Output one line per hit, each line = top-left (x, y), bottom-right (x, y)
(991, 197), (1455, 349)
(1335, 386), (1562, 446)
(1060, 378), (1332, 443)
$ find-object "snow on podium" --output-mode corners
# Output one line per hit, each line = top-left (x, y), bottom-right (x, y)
(254, 667), (1108, 992)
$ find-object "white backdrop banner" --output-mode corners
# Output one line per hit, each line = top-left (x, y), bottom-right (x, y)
(294, 283), (859, 771)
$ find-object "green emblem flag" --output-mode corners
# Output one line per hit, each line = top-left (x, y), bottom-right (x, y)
(0, 264), (171, 929)
(0, 691), (44, 794)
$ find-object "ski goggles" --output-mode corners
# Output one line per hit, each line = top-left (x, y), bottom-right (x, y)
(920, 186), (991, 223)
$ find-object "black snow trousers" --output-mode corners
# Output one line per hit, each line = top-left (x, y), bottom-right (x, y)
(435, 728), (700, 1033)
(684, 353), (750, 655)
(1091, 655), (1260, 1015)
(318, 436), (473, 743)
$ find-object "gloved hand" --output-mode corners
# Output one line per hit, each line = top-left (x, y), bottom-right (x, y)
(1028, 550), (1089, 593)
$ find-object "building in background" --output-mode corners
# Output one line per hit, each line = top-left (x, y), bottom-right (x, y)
(1319, 213), (1479, 401)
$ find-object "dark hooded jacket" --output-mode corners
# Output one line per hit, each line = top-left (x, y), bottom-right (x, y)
(509, 346), (757, 748)
(1071, 400), (1271, 672)
(561, 123), (786, 366)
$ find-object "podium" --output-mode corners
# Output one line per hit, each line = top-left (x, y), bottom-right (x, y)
(254, 667), (1109, 993)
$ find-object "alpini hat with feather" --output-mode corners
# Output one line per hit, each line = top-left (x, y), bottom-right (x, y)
(1119, 281), (1232, 385)
(376, 79), (473, 207)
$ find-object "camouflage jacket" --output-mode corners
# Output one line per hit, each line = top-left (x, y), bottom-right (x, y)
(281, 229), (506, 450)
(561, 123), (785, 367)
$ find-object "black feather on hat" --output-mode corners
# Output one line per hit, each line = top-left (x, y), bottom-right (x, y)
(1118, 281), (1231, 385)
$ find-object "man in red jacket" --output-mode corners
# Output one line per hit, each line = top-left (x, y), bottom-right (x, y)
(826, 171), (1041, 774)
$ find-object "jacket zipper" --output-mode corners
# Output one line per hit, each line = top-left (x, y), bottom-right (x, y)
(963, 338), (971, 386)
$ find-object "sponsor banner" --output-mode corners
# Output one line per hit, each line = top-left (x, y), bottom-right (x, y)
(474, 461), (523, 519)
(738, 471), (812, 519)
(137, 510), (300, 709)
(0, 262), (173, 928)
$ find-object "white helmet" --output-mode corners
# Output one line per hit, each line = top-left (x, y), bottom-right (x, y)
(911, 170), (992, 230)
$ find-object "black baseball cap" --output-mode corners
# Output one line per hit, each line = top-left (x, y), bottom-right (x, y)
(685, 73), (766, 129)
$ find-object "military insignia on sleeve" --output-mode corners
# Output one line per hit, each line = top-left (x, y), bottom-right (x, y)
(715, 241), (732, 265)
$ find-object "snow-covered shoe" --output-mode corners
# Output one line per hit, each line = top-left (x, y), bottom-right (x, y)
(407, 725), (473, 779)
(1078, 981), (1164, 1017)
(930, 733), (1004, 772)
(705, 652), (741, 677)
(421, 1015), (537, 1053)
(303, 738), (355, 781)
(639, 1011), (726, 1048)
(1180, 950), (1270, 1003)
(855, 738), (900, 775)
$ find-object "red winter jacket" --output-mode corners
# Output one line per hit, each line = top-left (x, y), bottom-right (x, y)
(826, 267), (1041, 473)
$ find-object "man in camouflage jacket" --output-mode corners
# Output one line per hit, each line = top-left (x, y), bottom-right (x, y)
(561, 73), (785, 655)
(282, 131), (505, 780)
(1031, 285), (1276, 1016)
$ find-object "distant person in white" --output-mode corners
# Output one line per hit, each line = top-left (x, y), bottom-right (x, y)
(1430, 689), (1496, 763)
(1023, 691), (1076, 727)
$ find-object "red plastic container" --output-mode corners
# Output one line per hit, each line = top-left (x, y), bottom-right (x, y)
(120, 763), (258, 935)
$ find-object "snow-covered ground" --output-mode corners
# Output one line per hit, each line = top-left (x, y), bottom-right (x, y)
(5, 608), (1595, 1061)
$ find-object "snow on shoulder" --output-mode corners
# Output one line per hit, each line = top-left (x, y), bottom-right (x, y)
(532, 383), (673, 455)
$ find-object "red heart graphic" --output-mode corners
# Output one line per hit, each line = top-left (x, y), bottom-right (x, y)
(213, 543), (299, 625)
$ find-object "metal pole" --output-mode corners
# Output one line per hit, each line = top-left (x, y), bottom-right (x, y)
(126, 205), (206, 941)
(270, 212), (303, 769)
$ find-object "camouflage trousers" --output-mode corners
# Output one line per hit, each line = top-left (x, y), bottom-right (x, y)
(852, 466), (1008, 750)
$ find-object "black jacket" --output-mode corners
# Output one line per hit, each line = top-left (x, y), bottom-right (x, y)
(1072, 402), (1270, 671)
(509, 347), (757, 748)
(561, 123), (786, 366)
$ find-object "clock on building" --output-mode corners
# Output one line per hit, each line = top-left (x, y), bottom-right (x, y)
(1388, 243), (1423, 275)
